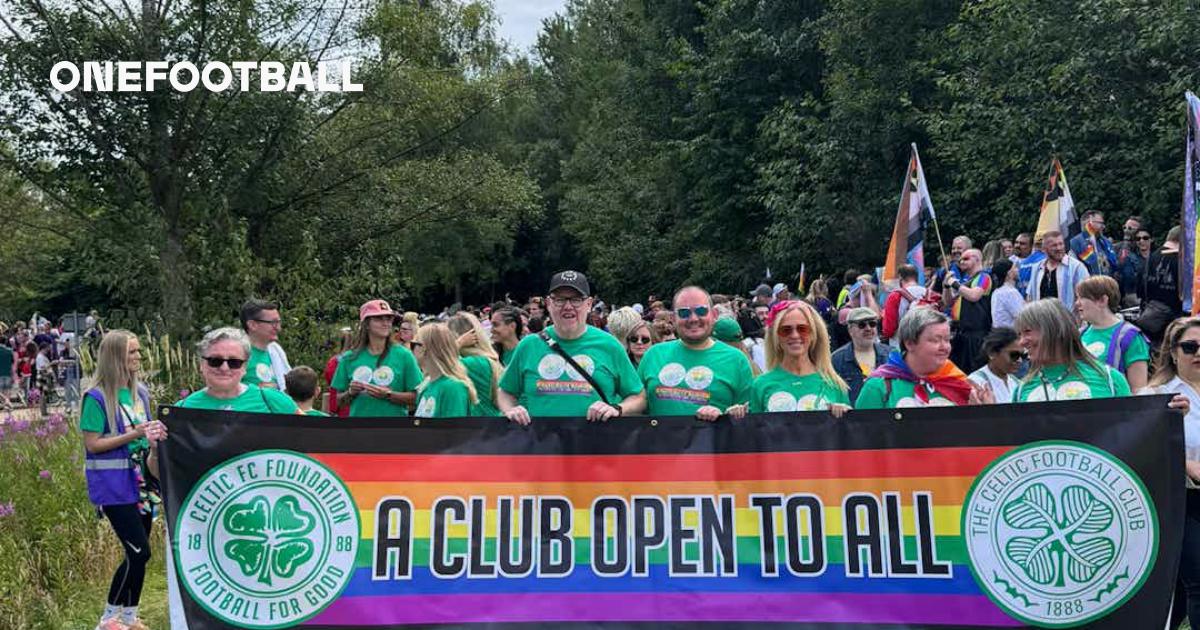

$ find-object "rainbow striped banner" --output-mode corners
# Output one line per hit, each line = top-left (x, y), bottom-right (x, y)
(160, 397), (1181, 629)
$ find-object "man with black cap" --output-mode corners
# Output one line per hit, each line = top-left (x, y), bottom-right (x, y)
(630, 285), (754, 421)
(498, 270), (643, 423)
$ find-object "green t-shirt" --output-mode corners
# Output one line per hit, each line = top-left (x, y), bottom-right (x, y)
(462, 355), (501, 417)
(176, 386), (299, 413)
(498, 346), (514, 368)
(242, 345), (276, 387)
(637, 340), (753, 416)
(750, 368), (851, 413)
(1081, 322), (1150, 372)
(304, 409), (329, 417)
(415, 376), (473, 418)
(498, 325), (643, 417)
(80, 388), (150, 452)
(330, 344), (423, 417)
(855, 377), (958, 409)
(1013, 360), (1131, 402)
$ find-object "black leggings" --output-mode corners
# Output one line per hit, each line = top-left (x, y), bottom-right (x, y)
(102, 504), (152, 607)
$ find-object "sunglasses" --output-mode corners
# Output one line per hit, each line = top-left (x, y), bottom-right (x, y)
(852, 320), (878, 330)
(203, 356), (246, 369)
(778, 324), (811, 339)
(411, 341), (424, 349)
(1178, 340), (1200, 356)
(251, 318), (282, 326)
(1007, 351), (1026, 362)
(627, 335), (653, 344)
(1136, 235), (1152, 241)
(675, 306), (710, 320)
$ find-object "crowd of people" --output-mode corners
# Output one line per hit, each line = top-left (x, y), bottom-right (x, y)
(54, 209), (1200, 630)
(0, 314), (95, 413)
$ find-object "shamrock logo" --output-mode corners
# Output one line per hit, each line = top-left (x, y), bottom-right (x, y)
(1002, 483), (1116, 588)
(222, 494), (316, 586)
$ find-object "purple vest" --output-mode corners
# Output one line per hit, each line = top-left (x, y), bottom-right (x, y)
(83, 386), (149, 506)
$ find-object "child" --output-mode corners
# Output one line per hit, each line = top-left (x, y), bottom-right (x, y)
(285, 366), (328, 417)
(413, 323), (476, 418)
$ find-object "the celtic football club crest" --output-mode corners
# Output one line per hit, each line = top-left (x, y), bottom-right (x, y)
(962, 441), (1157, 628)
(176, 450), (359, 628)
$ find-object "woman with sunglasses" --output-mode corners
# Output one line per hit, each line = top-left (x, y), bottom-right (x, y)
(967, 328), (1022, 404)
(331, 299), (423, 417)
(1141, 317), (1200, 627)
(856, 308), (987, 409)
(177, 328), (300, 413)
(751, 300), (850, 416)
(1075, 275), (1150, 391)
(1012, 298), (1131, 402)
(608, 306), (657, 368)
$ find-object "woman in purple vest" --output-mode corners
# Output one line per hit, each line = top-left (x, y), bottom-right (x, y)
(80, 330), (166, 630)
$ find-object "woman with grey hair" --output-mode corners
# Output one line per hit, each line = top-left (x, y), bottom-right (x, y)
(608, 306), (656, 368)
(176, 327), (299, 413)
(856, 308), (986, 408)
(1012, 299), (1131, 402)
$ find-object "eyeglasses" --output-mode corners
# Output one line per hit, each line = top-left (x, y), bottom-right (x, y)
(1178, 340), (1200, 355)
(252, 318), (282, 327)
(203, 356), (246, 369)
(548, 296), (586, 307)
(628, 335), (652, 344)
(1007, 351), (1026, 362)
(675, 306), (710, 320)
(778, 324), (810, 339)
(411, 342), (424, 349)
(852, 320), (878, 330)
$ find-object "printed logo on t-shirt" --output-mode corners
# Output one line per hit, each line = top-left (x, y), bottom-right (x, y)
(658, 363), (686, 387)
(563, 355), (595, 381)
(1025, 381), (1092, 402)
(415, 396), (436, 418)
(352, 366), (374, 383)
(372, 366), (395, 386)
(1085, 341), (1106, 359)
(896, 396), (955, 408)
(537, 355), (566, 380)
(684, 366), (714, 391)
(255, 362), (273, 383)
(767, 392), (797, 412)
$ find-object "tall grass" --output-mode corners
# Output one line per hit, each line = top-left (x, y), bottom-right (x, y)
(78, 326), (202, 404)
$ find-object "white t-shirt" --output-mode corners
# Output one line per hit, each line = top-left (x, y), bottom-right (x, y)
(35, 353), (50, 372)
(968, 365), (1019, 406)
(1141, 377), (1200, 457)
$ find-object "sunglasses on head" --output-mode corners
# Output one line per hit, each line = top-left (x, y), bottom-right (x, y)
(1178, 340), (1200, 356)
(203, 356), (246, 369)
(675, 306), (710, 320)
(852, 320), (878, 329)
(778, 324), (810, 339)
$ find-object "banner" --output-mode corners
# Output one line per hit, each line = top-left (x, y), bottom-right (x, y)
(1035, 158), (1079, 243)
(160, 397), (1182, 629)
(1182, 91), (1200, 313)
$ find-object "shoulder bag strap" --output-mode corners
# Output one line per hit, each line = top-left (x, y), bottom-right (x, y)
(539, 331), (611, 405)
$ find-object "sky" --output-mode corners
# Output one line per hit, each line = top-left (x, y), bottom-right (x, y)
(492, 0), (567, 52)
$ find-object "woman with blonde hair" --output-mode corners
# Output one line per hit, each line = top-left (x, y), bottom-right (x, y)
(448, 312), (502, 416)
(413, 323), (477, 418)
(396, 311), (419, 350)
(1012, 298), (1130, 401)
(607, 306), (656, 368)
(750, 301), (850, 416)
(80, 330), (166, 630)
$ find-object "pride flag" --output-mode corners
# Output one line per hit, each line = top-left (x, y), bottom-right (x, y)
(1035, 158), (1079, 242)
(161, 399), (1180, 629)
(883, 143), (934, 284)
(1182, 91), (1200, 313)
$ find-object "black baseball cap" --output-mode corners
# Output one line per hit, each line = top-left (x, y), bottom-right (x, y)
(549, 270), (591, 297)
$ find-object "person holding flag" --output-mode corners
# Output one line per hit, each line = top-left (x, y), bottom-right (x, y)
(945, 248), (992, 373)
(1069, 210), (1118, 276)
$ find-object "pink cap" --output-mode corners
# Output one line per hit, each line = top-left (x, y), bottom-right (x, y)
(359, 299), (397, 322)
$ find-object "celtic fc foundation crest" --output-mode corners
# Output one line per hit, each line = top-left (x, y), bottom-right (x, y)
(176, 450), (360, 628)
(962, 441), (1157, 628)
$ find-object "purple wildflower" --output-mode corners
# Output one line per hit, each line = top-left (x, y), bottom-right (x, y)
(0, 501), (13, 518)
(38, 470), (52, 481)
